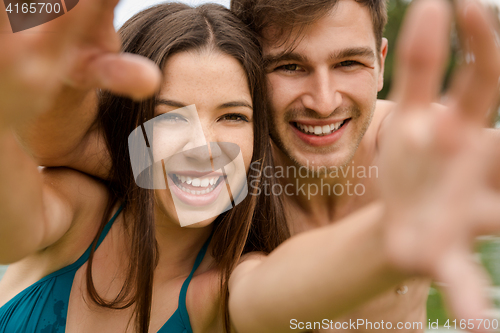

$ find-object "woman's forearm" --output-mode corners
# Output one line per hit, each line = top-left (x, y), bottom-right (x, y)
(14, 87), (112, 179)
(0, 128), (47, 263)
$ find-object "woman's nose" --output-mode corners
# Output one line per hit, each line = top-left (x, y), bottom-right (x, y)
(210, 142), (241, 170)
(182, 139), (211, 161)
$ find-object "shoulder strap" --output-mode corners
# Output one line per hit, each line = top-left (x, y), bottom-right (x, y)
(178, 234), (212, 331)
(67, 203), (125, 271)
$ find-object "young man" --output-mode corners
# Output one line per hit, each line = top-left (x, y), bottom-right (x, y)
(229, 0), (500, 331)
(2, 0), (500, 331)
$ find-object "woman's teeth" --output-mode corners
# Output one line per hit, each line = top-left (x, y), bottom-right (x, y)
(178, 175), (219, 186)
(172, 174), (221, 195)
(295, 120), (345, 136)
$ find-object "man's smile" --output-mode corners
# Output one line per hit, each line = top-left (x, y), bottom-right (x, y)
(289, 118), (351, 147)
(292, 119), (348, 136)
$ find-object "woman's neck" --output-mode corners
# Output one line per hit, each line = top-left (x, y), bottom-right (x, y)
(153, 206), (214, 281)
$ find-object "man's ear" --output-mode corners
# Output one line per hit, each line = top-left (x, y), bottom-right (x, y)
(378, 38), (389, 92)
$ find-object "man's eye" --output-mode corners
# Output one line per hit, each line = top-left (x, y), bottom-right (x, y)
(338, 60), (362, 68)
(220, 113), (249, 122)
(277, 64), (302, 72)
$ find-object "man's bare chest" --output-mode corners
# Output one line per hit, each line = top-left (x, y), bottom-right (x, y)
(297, 278), (430, 333)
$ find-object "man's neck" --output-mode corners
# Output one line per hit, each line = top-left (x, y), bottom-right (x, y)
(272, 134), (382, 232)
(272, 145), (357, 226)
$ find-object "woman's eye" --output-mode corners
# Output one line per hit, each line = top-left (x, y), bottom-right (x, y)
(219, 113), (249, 122)
(161, 113), (188, 123)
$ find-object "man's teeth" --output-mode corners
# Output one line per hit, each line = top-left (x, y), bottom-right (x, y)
(296, 120), (345, 136)
(173, 174), (221, 195)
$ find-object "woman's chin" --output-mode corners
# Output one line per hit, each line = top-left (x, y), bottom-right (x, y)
(180, 217), (217, 229)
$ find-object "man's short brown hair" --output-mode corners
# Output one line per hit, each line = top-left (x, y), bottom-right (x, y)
(231, 0), (388, 52)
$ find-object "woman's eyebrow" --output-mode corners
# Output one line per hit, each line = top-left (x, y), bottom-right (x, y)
(218, 101), (253, 110)
(156, 99), (252, 110)
(156, 99), (186, 108)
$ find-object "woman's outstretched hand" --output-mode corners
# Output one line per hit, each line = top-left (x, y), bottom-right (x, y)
(379, 0), (500, 330)
(0, 0), (161, 127)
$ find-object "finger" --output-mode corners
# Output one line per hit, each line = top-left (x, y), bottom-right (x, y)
(0, 1), (10, 32)
(35, 0), (120, 57)
(485, 131), (500, 190)
(473, 192), (500, 236)
(436, 250), (493, 333)
(451, 0), (500, 125)
(433, 104), (464, 155)
(87, 53), (162, 100)
(392, 0), (452, 109)
(0, 3), (19, 61)
(66, 0), (120, 46)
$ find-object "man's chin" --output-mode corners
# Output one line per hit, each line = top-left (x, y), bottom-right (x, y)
(280, 149), (353, 173)
(272, 130), (355, 170)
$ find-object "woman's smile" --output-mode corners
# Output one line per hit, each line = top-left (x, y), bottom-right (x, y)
(168, 171), (225, 206)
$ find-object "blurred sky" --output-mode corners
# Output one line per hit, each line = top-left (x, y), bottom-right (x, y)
(114, 0), (500, 30)
(114, 0), (230, 29)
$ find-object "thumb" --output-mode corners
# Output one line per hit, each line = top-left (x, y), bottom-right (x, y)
(83, 53), (162, 100)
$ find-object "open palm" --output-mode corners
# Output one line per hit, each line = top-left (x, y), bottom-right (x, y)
(0, 0), (161, 127)
(379, 0), (500, 329)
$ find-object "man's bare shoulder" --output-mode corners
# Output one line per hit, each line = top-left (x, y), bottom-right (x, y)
(375, 99), (395, 112)
(358, 100), (395, 155)
(374, 99), (394, 130)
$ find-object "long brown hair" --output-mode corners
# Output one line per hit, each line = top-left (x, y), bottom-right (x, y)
(87, 3), (289, 333)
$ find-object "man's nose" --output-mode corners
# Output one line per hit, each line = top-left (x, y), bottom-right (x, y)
(301, 68), (342, 117)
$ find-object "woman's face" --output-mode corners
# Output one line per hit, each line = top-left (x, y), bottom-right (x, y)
(149, 50), (254, 227)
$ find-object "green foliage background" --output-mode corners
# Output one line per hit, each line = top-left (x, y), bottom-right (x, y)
(380, 0), (457, 100)
(378, 0), (409, 100)
(381, 0), (500, 126)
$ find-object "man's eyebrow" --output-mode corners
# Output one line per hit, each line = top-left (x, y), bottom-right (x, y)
(329, 47), (376, 61)
(156, 99), (185, 108)
(263, 52), (310, 68)
(218, 101), (253, 110)
(263, 47), (376, 68)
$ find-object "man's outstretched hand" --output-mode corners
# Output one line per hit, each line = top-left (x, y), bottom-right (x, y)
(0, 0), (161, 127)
(379, 0), (500, 330)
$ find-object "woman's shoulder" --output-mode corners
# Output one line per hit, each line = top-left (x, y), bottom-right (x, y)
(230, 251), (267, 284)
(190, 252), (265, 333)
(23, 167), (114, 276)
(0, 167), (119, 306)
(186, 251), (266, 333)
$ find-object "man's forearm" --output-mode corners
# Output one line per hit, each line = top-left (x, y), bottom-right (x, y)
(230, 203), (408, 333)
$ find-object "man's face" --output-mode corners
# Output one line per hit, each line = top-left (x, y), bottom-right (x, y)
(263, 0), (387, 170)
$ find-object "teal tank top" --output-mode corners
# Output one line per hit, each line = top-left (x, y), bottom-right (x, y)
(0, 204), (212, 333)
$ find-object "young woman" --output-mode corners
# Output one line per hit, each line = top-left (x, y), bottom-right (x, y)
(0, 4), (289, 332)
